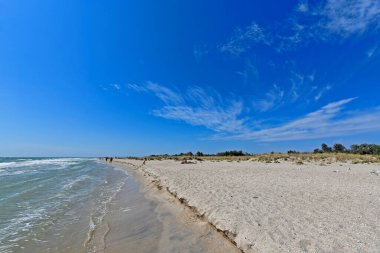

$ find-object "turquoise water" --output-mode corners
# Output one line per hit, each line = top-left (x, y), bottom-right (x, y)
(0, 157), (128, 253)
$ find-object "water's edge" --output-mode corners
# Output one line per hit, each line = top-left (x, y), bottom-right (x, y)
(109, 160), (241, 253)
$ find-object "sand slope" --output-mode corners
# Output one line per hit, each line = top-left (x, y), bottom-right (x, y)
(117, 159), (380, 252)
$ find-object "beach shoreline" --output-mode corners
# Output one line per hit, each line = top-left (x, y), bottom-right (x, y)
(103, 161), (240, 253)
(114, 158), (380, 253)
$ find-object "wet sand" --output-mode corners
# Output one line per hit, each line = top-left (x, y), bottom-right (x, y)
(100, 163), (240, 253)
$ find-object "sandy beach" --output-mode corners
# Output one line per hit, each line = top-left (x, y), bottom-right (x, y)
(115, 158), (380, 253)
(103, 162), (240, 253)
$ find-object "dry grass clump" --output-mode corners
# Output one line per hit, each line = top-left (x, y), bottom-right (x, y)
(335, 153), (379, 164)
(252, 153), (380, 165)
(122, 153), (380, 165)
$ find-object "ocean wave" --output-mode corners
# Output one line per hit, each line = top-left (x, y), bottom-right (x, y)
(63, 175), (92, 191)
(0, 158), (89, 169)
(0, 170), (39, 177)
(84, 179), (126, 252)
(0, 206), (47, 250)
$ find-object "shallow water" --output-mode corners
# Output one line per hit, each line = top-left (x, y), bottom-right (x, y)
(0, 157), (128, 253)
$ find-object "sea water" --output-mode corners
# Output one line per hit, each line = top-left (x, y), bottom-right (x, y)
(0, 157), (128, 253)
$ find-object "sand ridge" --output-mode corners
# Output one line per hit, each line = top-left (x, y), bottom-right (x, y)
(116, 159), (380, 253)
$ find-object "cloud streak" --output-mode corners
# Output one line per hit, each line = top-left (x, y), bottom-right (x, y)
(125, 83), (380, 142)
(221, 97), (380, 141)
(314, 85), (332, 101)
(253, 84), (284, 112)
(219, 0), (380, 54)
(218, 22), (270, 55)
(127, 83), (248, 133)
(318, 0), (380, 38)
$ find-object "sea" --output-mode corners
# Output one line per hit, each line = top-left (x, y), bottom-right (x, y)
(0, 157), (129, 253)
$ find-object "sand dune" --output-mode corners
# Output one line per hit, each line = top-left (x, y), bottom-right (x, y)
(116, 159), (380, 252)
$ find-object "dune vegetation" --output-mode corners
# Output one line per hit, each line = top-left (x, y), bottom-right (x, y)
(123, 143), (380, 165)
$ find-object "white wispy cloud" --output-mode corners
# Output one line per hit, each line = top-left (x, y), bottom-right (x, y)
(220, 0), (380, 54)
(367, 48), (376, 58)
(281, 69), (315, 104)
(103, 83), (122, 91)
(296, 1), (309, 13)
(317, 0), (380, 38)
(314, 85), (332, 101)
(366, 43), (380, 58)
(127, 82), (248, 133)
(236, 60), (259, 84)
(126, 82), (184, 104)
(286, 0), (380, 46)
(220, 97), (380, 141)
(145, 82), (184, 105)
(193, 45), (209, 60)
(218, 22), (270, 55)
(288, 71), (305, 102)
(126, 83), (380, 142)
(308, 73), (315, 82)
(126, 83), (148, 92)
(253, 84), (284, 112)
(153, 101), (247, 133)
(111, 83), (121, 90)
(248, 68), (318, 111)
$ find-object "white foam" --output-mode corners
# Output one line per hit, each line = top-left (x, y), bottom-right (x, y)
(63, 175), (91, 191)
(0, 206), (47, 245)
(112, 166), (129, 176)
(84, 179), (127, 249)
(0, 158), (88, 169)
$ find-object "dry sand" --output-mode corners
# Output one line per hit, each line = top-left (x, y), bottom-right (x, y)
(115, 159), (380, 253)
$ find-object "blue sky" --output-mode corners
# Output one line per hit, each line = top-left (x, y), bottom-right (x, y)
(1, 0), (380, 156)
